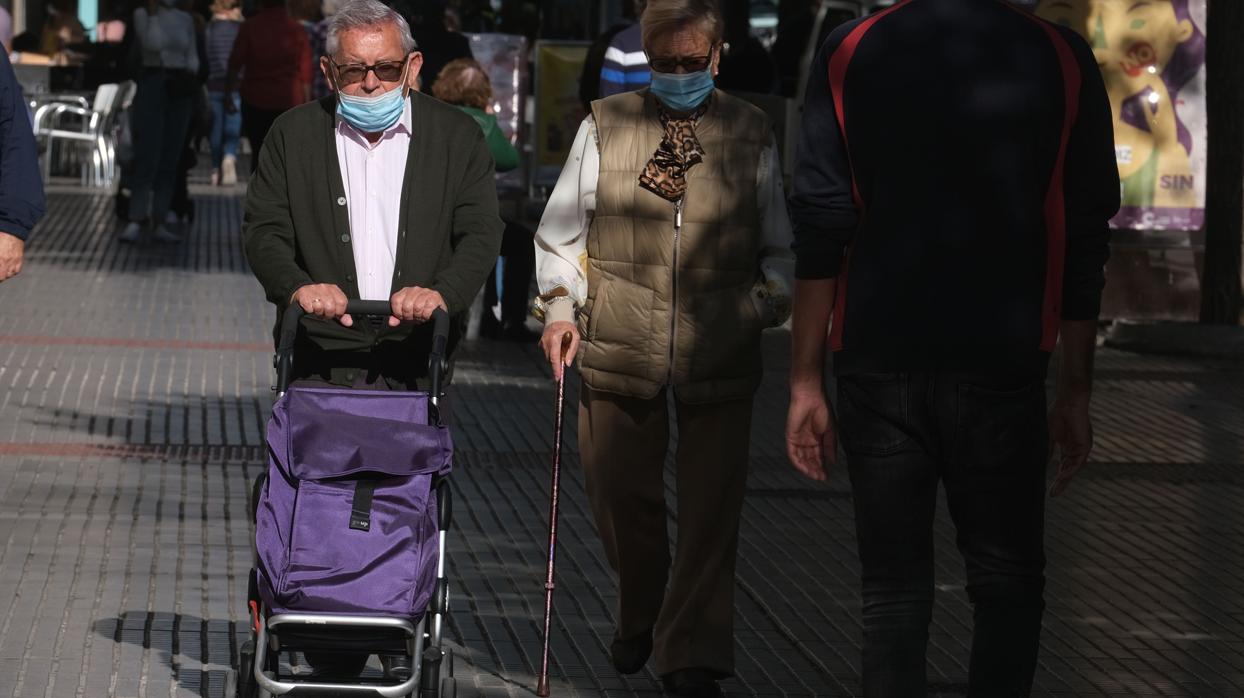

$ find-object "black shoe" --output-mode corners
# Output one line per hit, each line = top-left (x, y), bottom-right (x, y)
(499, 322), (540, 342)
(479, 310), (501, 339)
(380, 654), (412, 681)
(609, 630), (653, 674)
(661, 668), (722, 698)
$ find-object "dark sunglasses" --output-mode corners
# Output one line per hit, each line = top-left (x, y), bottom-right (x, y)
(647, 49), (715, 74)
(330, 57), (408, 86)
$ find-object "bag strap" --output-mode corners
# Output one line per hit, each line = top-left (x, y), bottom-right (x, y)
(349, 480), (377, 531)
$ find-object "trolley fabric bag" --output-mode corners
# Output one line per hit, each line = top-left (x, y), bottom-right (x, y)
(255, 386), (453, 619)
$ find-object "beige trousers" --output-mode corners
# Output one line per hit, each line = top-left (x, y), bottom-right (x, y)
(578, 384), (753, 677)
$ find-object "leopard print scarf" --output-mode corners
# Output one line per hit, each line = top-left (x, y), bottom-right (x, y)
(638, 103), (708, 203)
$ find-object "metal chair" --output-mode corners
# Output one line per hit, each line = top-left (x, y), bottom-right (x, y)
(34, 82), (132, 187)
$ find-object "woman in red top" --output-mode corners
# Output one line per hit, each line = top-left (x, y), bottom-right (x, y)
(225, 0), (312, 173)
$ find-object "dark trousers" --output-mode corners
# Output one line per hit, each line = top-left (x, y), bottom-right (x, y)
(127, 71), (194, 224)
(579, 384), (752, 677)
(484, 218), (535, 328)
(242, 103), (284, 174)
(837, 371), (1049, 698)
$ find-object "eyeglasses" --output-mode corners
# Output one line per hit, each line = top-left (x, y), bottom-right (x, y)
(330, 57), (409, 86)
(647, 50), (714, 74)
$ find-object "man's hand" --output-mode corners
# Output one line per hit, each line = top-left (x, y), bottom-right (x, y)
(540, 321), (579, 382)
(224, 93), (238, 114)
(786, 384), (836, 481)
(389, 287), (446, 326)
(1048, 393), (1092, 497)
(1049, 319), (1098, 497)
(786, 278), (838, 481)
(292, 284), (353, 326)
(0, 232), (25, 282)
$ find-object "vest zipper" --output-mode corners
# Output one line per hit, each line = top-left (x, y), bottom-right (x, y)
(668, 198), (683, 383)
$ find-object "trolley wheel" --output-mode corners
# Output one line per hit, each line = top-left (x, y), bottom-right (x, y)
(236, 640), (255, 698)
(440, 646), (455, 676)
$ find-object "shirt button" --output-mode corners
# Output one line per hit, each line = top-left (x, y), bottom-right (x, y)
(346, 274), (355, 281)
(340, 234), (350, 242)
(336, 196), (346, 206)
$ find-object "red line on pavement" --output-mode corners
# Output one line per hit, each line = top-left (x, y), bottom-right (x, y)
(0, 443), (267, 458)
(0, 443), (169, 457)
(0, 335), (271, 352)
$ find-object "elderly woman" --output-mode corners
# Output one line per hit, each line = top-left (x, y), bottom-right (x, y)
(534, 0), (793, 695)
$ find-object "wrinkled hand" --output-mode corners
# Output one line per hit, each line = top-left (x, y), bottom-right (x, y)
(0, 232), (26, 282)
(292, 284), (352, 327)
(1048, 395), (1093, 497)
(389, 287), (446, 326)
(540, 321), (579, 382)
(786, 385), (836, 482)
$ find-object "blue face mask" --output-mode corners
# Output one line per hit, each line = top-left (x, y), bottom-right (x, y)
(336, 66), (409, 133)
(649, 68), (715, 113)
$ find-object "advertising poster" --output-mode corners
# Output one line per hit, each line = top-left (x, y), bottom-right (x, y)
(534, 42), (589, 188)
(465, 32), (528, 194)
(1032, 0), (1207, 231)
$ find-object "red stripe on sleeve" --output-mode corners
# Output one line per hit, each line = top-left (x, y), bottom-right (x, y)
(825, 0), (912, 352)
(1005, 6), (1082, 351)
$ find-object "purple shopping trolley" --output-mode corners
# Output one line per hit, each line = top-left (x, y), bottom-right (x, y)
(231, 302), (457, 698)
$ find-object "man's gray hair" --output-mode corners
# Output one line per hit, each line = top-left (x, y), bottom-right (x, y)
(326, 0), (418, 59)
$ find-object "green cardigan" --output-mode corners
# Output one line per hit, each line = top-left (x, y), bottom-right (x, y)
(243, 91), (503, 385)
(456, 105), (520, 173)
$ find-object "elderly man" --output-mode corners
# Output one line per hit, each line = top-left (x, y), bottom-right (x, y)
(244, 0), (502, 399)
(0, 49), (45, 282)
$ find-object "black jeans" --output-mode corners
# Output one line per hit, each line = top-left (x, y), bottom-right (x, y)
(837, 371), (1049, 698)
(241, 103), (284, 174)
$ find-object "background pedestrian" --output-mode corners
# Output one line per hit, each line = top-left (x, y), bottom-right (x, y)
(119, 0), (200, 244)
(205, 0), (242, 185)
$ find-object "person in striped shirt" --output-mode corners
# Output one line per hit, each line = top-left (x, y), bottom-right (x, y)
(599, 4), (650, 98)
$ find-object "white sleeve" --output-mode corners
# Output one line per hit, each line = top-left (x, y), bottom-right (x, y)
(752, 134), (796, 326)
(534, 116), (599, 324)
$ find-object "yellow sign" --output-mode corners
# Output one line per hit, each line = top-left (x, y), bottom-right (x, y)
(535, 42), (589, 184)
(1034, 0), (1206, 230)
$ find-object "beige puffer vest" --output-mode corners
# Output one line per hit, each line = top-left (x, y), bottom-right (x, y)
(577, 89), (771, 404)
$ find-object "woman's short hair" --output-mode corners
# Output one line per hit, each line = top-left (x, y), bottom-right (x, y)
(432, 58), (493, 110)
(326, 0), (418, 58)
(641, 0), (723, 51)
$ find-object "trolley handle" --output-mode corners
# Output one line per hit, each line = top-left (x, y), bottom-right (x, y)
(275, 301), (451, 397)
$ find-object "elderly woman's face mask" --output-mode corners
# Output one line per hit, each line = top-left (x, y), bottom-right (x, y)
(646, 27), (719, 113)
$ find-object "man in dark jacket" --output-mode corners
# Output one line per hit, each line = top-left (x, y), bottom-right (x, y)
(785, 1), (1120, 696)
(243, 0), (502, 394)
(0, 50), (46, 282)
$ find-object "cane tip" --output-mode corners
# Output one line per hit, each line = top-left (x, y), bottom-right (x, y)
(536, 677), (550, 696)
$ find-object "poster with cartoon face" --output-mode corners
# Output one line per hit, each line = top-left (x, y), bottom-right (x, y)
(1033, 0), (1206, 231)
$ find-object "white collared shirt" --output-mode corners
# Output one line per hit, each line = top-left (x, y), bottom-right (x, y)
(334, 97), (412, 301)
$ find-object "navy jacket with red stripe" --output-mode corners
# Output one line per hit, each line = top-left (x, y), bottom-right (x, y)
(790, 0), (1119, 376)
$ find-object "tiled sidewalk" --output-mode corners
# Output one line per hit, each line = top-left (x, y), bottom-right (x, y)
(1, 186), (1243, 697)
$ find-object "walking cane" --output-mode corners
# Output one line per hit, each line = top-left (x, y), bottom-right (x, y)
(537, 332), (572, 697)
